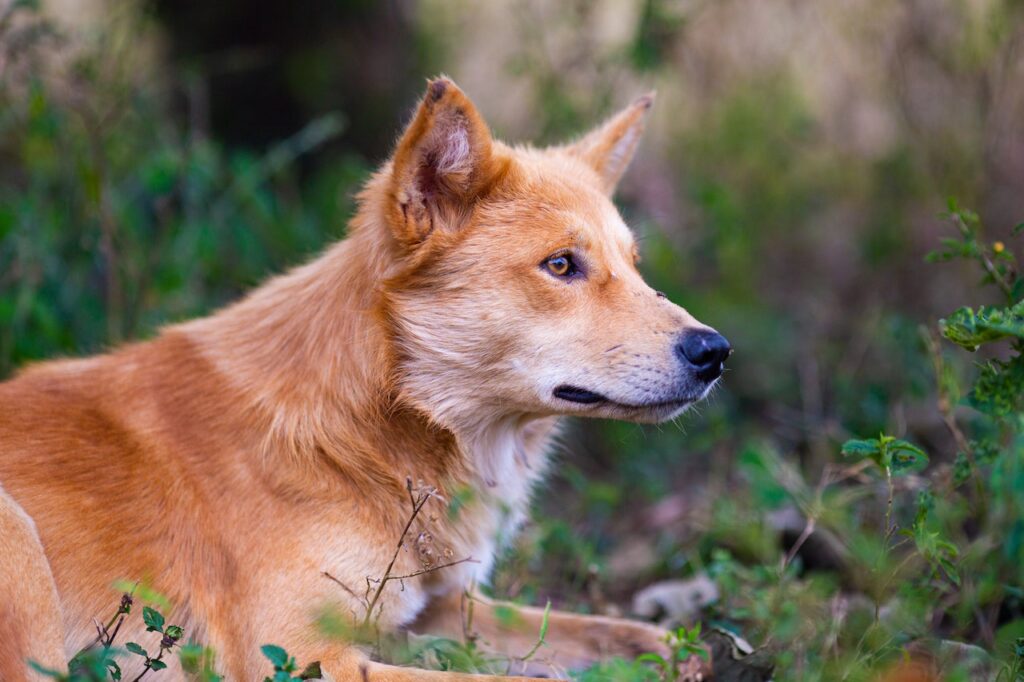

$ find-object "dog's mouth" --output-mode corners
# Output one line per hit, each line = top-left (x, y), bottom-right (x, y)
(552, 385), (606, 404)
(552, 384), (694, 411)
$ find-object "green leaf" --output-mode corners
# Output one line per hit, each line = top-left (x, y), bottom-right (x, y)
(446, 484), (476, 520)
(939, 558), (961, 586)
(27, 660), (64, 678)
(968, 355), (1024, 417)
(298, 661), (323, 680)
(149, 659), (168, 671)
(261, 644), (289, 669)
(953, 452), (972, 486)
(689, 645), (711, 662)
(889, 439), (928, 474)
(939, 301), (1024, 351)
(125, 642), (148, 657)
(841, 439), (880, 457)
(915, 488), (933, 526)
(142, 606), (165, 633)
(538, 600), (551, 643)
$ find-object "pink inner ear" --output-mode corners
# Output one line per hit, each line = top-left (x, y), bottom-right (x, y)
(436, 125), (471, 177)
(417, 116), (473, 199)
(606, 125), (642, 179)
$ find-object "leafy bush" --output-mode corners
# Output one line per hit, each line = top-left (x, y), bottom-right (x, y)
(0, 3), (363, 378)
(679, 204), (1024, 680)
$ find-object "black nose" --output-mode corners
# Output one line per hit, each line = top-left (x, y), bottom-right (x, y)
(676, 330), (731, 381)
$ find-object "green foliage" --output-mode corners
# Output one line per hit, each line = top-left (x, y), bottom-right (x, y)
(30, 591), (182, 682)
(970, 355), (1024, 417)
(177, 644), (221, 682)
(841, 435), (929, 475)
(32, 591), (315, 682)
(940, 302), (1024, 351)
(635, 625), (708, 682)
(0, 3), (362, 379)
(259, 645), (321, 682)
(575, 658), (659, 682)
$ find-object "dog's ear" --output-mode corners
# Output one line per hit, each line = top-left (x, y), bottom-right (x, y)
(565, 92), (655, 195)
(387, 77), (496, 248)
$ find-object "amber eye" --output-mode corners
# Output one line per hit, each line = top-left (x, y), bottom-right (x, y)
(545, 254), (576, 278)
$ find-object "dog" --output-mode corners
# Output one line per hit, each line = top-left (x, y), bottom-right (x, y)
(0, 77), (730, 681)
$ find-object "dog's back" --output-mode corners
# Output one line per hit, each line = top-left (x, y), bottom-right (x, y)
(0, 336), (257, 676)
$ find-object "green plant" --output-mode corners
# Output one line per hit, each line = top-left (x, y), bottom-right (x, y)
(995, 637), (1024, 681)
(841, 434), (929, 542)
(121, 608), (184, 680)
(177, 644), (222, 682)
(259, 645), (321, 682)
(636, 624), (708, 682)
(29, 592), (182, 682)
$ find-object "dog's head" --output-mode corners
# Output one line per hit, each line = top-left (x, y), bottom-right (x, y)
(377, 78), (730, 427)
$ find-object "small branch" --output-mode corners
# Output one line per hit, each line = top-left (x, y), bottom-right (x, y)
(129, 627), (180, 682)
(106, 611), (129, 648)
(951, 212), (1015, 300)
(518, 602), (550, 663)
(130, 647), (165, 682)
(324, 476), (476, 657)
(382, 557), (477, 583)
(322, 571), (363, 604)
(883, 466), (895, 543)
(86, 592), (134, 650)
(360, 480), (438, 629)
(77, 105), (124, 344)
(460, 587), (478, 648)
(921, 327), (987, 516)
(782, 517), (816, 570)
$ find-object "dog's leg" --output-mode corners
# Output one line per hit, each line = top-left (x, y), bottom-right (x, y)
(410, 592), (712, 679)
(318, 648), (544, 681)
(0, 487), (67, 681)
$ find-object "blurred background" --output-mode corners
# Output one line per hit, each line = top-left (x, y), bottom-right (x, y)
(3, 0), (1024, 678)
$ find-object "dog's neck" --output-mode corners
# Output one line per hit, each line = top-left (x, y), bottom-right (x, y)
(183, 197), (557, 514)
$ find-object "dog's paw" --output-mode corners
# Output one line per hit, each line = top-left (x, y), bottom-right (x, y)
(592, 620), (712, 681)
(601, 620), (674, 660)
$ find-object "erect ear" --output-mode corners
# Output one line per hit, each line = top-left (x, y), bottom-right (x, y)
(565, 92), (655, 195)
(387, 77), (497, 248)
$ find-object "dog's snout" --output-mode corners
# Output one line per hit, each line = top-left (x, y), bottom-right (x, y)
(676, 330), (731, 381)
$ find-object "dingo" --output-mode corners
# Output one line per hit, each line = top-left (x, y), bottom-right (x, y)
(0, 78), (729, 681)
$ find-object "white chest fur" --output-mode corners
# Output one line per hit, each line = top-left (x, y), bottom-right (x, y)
(403, 417), (557, 606)
(316, 416), (559, 631)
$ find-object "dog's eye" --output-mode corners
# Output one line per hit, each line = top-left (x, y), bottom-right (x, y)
(544, 254), (576, 278)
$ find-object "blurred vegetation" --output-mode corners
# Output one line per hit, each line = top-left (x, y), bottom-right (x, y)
(4, 0), (1024, 679)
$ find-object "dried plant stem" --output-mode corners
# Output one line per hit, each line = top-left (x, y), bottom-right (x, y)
(382, 557), (477, 585)
(323, 478), (477, 637)
(921, 327), (987, 516)
(360, 481), (437, 630)
(86, 592), (133, 651)
(883, 467), (895, 542)
(783, 517), (817, 570)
